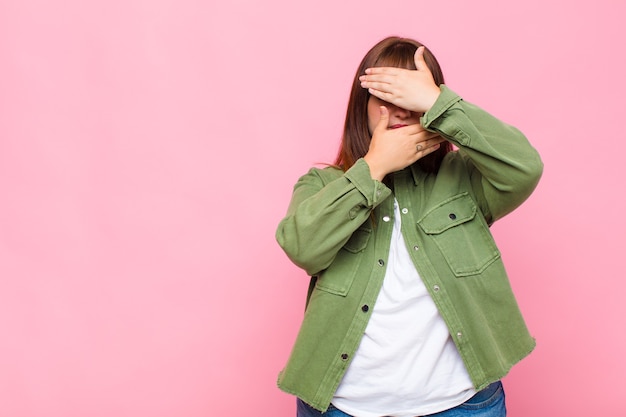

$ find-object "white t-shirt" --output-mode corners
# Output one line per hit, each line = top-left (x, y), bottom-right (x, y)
(332, 200), (475, 417)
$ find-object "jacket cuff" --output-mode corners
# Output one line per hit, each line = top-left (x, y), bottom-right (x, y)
(421, 85), (463, 129)
(344, 159), (392, 208)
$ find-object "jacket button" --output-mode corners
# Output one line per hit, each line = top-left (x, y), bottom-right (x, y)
(413, 245), (419, 251)
(361, 305), (369, 312)
(341, 353), (349, 360)
(449, 213), (457, 220)
(382, 216), (390, 222)
(401, 208), (408, 214)
(377, 259), (385, 266)
(433, 285), (440, 292)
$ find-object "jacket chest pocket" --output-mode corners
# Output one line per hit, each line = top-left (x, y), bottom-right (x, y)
(417, 193), (500, 277)
(315, 225), (371, 296)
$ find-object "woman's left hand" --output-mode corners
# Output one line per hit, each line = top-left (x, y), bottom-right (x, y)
(359, 46), (441, 114)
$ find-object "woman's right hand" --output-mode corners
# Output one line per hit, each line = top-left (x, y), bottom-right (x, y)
(363, 106), (445, 181)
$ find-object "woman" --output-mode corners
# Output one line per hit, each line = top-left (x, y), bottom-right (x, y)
(276, 36), (543, 417)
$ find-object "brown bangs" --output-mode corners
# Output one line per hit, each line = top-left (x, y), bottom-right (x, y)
(373, 43), (418, 70)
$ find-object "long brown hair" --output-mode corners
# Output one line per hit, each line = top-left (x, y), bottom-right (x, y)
(334, 36), (451, 173)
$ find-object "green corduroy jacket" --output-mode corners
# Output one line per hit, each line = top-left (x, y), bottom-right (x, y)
(275, 86), (543, 412)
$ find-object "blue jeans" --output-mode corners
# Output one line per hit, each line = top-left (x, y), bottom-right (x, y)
(296, 381), (506, 417)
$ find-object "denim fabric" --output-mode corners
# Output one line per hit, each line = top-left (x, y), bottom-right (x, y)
(428, 382), (505, 417)
(296, 381), (505, 417)
(297, 400), (351, 417)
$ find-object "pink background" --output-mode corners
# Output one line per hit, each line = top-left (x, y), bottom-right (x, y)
(1, 0), (624, 416)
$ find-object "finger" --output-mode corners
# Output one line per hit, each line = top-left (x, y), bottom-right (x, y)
(413, 46), (429, 72)
(360, 80), (392, 93)
(418, 132), (443, 142)
(367, 88), (393, 103)
(428, 135), (447, 144)
(422, 139), (447, 154)
(374, 106), (389, 133)
(404, 123), (427, 134)
(416, 134), (444, 147)
(425, 143), (441, 154)
(416, 142), (441, 155)
(364, 67), (400, 75)
(414, 129), (442, 139)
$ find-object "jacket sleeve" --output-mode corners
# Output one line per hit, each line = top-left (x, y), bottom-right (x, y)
(421, 85), (543, 223)
(276, 159), (392, 276)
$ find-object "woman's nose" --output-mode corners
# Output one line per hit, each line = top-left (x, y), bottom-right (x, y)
(389, 104), (411, 119)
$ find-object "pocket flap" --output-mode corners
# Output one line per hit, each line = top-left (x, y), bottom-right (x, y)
(418, 193), (477, 234)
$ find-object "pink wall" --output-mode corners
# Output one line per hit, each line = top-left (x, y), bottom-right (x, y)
(1, 0), (624, 415)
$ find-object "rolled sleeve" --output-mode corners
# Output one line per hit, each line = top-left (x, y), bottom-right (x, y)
(344, 158), (392, 208)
